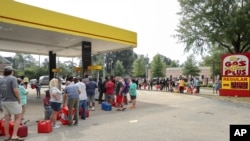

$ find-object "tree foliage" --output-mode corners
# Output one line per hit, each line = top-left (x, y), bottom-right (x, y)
(114, 60), (125, 76)
(92, 49), (137, 76)
(12, 53), (36, 70)
(175, 0), (250, 54)
(132, 57), (146, 77)
(151, 54), (166, 78)
(182, 55), (201, 78)
(199, 46), (226, 77)
(158, 54), (180, 67)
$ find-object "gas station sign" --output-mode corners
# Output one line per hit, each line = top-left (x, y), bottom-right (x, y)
(220, 53), (250, 97)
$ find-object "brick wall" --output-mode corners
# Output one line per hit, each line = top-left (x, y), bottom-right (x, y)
(148, 66), (212, 82)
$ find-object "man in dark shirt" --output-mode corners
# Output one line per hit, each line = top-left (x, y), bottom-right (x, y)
(86, 77), (97, 111)
(115, 77), (126, 111)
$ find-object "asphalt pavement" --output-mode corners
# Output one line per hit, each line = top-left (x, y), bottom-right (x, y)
(1, 86), (250, 141)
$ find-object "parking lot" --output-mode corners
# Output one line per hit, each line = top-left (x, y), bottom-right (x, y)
(1, 86), (250, 141)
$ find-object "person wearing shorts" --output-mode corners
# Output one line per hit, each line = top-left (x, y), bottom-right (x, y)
(49, 78), (62, 128)
(129, 79), (137, 109)
(105, 77), (115, 104)
(0, 66), (24, 141)
(85, 77), (97, 111)
(122, 78), (130, 105)
(115, 77), (126, 111)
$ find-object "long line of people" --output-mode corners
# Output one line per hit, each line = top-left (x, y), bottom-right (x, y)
(134, 77), (201, 94)
(43, 75), (138, 129)
(0, 71), (138, 140)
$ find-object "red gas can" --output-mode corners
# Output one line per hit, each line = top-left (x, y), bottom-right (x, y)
(86, 109), (89, 118)
(60, 106), (76, 125)
(37, 120), (53, 133)
(60, 106), (69, 125)
(57, 111), (62, 120)
(9, 122), (28, 137)
(0, 119), (5, 136)
(79, 108), (90, 118)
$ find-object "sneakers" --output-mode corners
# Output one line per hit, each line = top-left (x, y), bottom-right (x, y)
(92, 107), (95, 111)
(53, 125), (60, 129)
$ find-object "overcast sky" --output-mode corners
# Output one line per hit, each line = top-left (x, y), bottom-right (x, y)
(2, 0), (190, 63)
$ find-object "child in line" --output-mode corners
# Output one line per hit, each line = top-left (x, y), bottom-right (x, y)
(43, 89), (52, 119)
(17, 78), (28, 120)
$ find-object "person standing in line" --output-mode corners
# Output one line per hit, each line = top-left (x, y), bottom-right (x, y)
(0, 66), (24, 141)
(214, 80), (221, 94)
(179, 78), (185, 93)
(43, 89), (52, 120)
(23, 76), (29, 89)
(85, 77), (97, 111)
(122, 78), (130, 105)
(149, 79), (153, 90)
(102, 76), (108, 102)
(165, 78), (170, 92)
(63, 79), (80, 126)
(98, 77), (104, 104)
(17, 78), (28, 120)
(196, 78), (200, 94)
(115, 77), (126, 111)
(105, 77), (115, 104)
(129, 79), (137, 109)
(193, 78), (200, 94)
(49, 78), (63, 129)
(75, 78), (87, 120)
(35, 78), (41, 98)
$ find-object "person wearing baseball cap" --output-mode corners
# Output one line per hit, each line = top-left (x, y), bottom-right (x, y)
(4, 66), (15, 71)
(0, 66), (24, 140)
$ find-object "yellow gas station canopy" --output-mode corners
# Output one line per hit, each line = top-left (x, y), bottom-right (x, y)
(0, 0), (137, 57)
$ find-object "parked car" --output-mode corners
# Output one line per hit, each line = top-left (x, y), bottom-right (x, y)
(39, 76), (50, 85)
(30, 79), (37, 85)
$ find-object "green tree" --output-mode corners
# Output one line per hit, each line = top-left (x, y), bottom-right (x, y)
(114, 60), (125, 76)
(42, 58), (49, 68)
(12, 53), (36, 70)
(182, 55), (201, 78)
(169, 60), (180, 67)
(151, 54), (166, 78)
(158, 54), (180, 67)
(105, 49), (137, 75)
(132, 57), (146, 77)
(199, 46), (226, 77)
(175, 0), (250, 54)
(57, 61), (73, 78)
